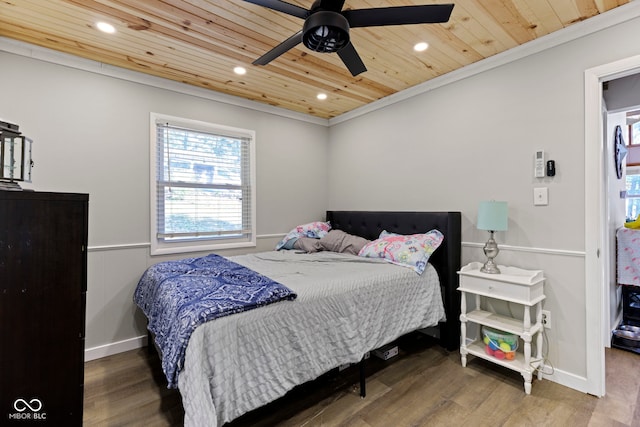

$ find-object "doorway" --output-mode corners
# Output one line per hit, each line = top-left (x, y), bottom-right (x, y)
(585, 55), (640, 397)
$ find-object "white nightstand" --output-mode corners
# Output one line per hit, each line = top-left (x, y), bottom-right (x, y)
(458, 262), (545, 394)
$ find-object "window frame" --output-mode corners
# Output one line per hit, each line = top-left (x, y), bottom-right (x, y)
(149, 112), (256, 256)
(630, 120), (640, 146)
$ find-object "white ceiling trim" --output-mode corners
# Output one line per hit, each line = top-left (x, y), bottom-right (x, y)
(0, 36), (329, 127)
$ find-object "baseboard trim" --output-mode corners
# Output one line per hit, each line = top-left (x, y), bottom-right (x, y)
(85, 335), (147, 361)
(541, 366), (589, 394)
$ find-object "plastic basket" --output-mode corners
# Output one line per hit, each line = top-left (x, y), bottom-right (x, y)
(482, 326), (518, 361)
(622, 285), (640, 324)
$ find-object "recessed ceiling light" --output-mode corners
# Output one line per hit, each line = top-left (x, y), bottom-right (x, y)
(317, 93), (327, 100)
(96, 22), (116, 34)
(233, 66), (247, 75)
(414, 42), (429, 52)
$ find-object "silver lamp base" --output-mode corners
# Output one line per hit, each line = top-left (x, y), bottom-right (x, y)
(481, 231), (501, 274)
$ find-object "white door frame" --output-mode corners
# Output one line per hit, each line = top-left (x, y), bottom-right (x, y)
(585, 54), (640, 397)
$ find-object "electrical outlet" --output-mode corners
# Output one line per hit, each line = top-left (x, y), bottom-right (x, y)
(542, 310), (551, 329)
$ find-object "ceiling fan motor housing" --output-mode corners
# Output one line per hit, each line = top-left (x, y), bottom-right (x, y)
(302, 11), (350, 53)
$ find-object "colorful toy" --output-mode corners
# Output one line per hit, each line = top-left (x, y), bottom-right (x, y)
(482, 326), (518, 361)
(485, 345), (494, 356)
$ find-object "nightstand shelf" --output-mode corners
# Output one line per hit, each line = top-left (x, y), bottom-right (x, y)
(464, 340), (537, 374)
(465, 309), (544, 336)
(458, 262), (545, 394)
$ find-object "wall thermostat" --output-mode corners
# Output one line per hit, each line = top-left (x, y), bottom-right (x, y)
(535, 150), (545, 178)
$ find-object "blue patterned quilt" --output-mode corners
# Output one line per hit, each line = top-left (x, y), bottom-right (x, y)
(133, 253), (297, 387)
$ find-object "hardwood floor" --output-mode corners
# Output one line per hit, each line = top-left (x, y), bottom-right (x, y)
(83, 333), (640, 426)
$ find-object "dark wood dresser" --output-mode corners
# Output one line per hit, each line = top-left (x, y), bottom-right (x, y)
(0, 190), (88, 425)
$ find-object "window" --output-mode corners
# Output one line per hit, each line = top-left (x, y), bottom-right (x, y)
(631, 120), (640, 145)
(626, 167), (640, 222)
(150, 113), (255, 255)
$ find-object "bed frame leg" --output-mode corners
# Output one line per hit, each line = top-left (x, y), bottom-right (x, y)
(147, 330), (156, 356)
(359, 358), (366, 398)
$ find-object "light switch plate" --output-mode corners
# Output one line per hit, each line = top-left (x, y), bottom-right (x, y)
(534, 187), (548, 206)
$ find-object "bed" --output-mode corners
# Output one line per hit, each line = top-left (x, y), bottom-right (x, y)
(135, 210), (461, 426)
(617, 226), (640, 286)
(614, 227), (640, 350)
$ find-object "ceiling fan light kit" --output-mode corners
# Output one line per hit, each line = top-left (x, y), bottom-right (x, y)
(303, 11), (350, 53)
(245, 0), (454, 76)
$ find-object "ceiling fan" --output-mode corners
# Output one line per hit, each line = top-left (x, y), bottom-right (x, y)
(244, 0), (455, 76)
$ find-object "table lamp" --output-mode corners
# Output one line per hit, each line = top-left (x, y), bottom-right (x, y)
(477, 201), (508, 274)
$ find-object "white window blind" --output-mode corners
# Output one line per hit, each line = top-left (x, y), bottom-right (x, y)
(150, 113), (255, 255)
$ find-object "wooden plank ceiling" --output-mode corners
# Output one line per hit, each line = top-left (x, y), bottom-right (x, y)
(0, 0), (630, 119)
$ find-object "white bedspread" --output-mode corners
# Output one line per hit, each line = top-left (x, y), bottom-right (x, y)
(177, 251), (445, 426)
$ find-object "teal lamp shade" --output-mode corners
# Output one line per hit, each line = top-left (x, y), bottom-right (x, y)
(477, 201), (508, 232)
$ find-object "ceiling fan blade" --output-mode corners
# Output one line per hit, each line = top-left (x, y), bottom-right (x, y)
(318, 0), (346, 12)
(253, 31), (303, 66)
(337, 42), (367, 76)
(344, 4), (454, 28)
(243, 0), (308, 19)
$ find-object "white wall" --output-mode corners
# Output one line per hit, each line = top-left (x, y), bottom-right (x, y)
(0, 49), (330, 357)
(327, 11), (640, 390)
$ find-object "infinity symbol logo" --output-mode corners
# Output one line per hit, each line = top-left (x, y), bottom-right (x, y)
(13, 398), (43, 412)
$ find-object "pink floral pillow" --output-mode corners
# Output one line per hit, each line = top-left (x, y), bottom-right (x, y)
(357, 229), (444, 274)
(276, 221), (331, 250)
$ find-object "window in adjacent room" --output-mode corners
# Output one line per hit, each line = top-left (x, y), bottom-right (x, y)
(626, 166), (640, 222)
(630, 115), (640, 145)
(626, 112), (640, 221)
(150, 113), (255, 255)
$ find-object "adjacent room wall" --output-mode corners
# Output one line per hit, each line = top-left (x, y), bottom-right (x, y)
(327, 12), (640, 391)
(604, 73), (640, 112)
(0, 49), (330, 357)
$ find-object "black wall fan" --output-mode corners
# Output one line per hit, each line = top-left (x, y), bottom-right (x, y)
(245, 0), (454, 76)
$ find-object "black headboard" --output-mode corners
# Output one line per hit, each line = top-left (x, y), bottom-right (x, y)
(326, 211), (461, 351)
